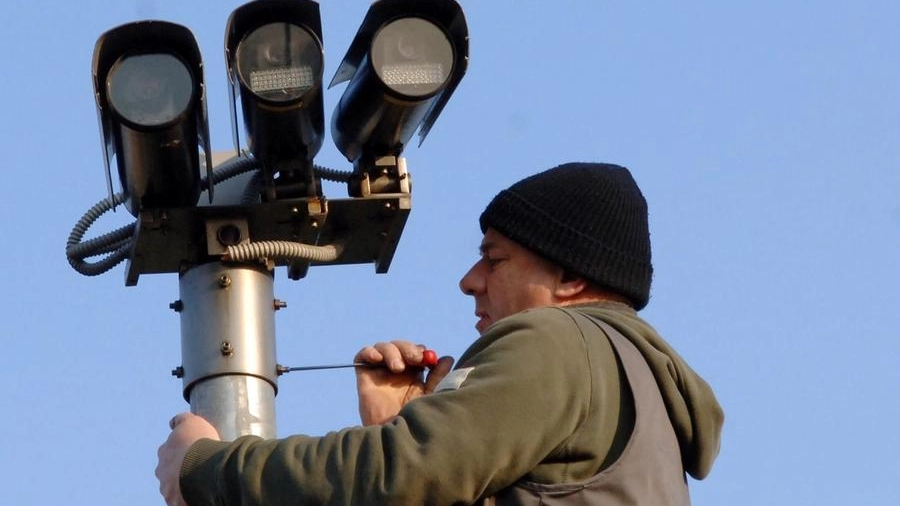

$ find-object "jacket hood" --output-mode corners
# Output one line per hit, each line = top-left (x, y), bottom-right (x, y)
(579, 303), (724, 480)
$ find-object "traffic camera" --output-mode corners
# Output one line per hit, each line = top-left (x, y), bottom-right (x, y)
(92, 20), (213, 216)
(330, 0), (468, 196)
(225, 0), (325, 200)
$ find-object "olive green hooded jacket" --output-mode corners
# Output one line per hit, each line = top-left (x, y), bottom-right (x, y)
(180, 302), (723, 505)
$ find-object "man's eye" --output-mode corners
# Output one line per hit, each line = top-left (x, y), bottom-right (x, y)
(485, 257), (503, 268)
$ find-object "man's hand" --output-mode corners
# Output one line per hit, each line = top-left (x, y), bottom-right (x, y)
(156, 413), (220, 506)
(354, 340), (454, 425)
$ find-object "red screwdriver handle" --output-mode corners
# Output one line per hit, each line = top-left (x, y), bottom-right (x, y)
(422, 349), (438, 368)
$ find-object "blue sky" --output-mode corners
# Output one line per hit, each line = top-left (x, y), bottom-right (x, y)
(2, 1), (899, 504)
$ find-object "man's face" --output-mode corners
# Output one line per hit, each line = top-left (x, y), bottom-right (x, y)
(459, 228), (564, 334)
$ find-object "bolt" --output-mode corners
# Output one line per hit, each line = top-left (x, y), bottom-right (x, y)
(221, 341), (234, 356)
(171, 366), (184, 378)
(169, 300), (184, 312)
(273, 299), (288, 311)
(217, 274), (231, 288)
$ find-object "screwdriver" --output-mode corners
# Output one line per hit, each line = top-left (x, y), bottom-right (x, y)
(280, 349), (438, 373)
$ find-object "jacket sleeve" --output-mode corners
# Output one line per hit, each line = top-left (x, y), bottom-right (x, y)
(179, 308), (603, 506)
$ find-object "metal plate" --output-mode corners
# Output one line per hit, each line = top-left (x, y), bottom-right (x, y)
(124, 194), (410, 285)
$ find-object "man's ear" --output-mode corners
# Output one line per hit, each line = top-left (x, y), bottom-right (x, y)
(553, 271), (589, 299)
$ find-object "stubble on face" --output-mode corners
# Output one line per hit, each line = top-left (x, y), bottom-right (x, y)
(463, 229), (563, 334)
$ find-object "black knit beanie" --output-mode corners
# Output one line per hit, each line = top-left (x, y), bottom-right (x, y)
(479, 162), (653, 310)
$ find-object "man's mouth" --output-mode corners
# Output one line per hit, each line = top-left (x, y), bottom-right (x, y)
(474, 311), (490, 333)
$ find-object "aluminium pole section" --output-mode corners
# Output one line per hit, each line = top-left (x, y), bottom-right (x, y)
(177, 261), (279, 440)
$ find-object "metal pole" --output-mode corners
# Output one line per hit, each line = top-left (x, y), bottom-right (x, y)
(177, 262), (279, 440)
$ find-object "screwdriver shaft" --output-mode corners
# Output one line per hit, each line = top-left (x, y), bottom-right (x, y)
(282, 349), (438, 373)
(283, 363), (373, 372)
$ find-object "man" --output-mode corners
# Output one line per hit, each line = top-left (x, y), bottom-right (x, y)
(158, 162), (724, 506)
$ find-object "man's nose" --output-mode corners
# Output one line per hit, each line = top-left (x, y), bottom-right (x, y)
(458, 263), (483, 296)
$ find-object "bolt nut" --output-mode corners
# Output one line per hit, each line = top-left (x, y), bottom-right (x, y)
(169, 300), (184, 312)
(217, 275), (231, 288)
(273, 299), (288, 311)
(220, 341), (234, 356)
(171, 366), (184, 378)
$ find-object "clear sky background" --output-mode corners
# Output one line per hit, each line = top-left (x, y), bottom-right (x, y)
(1, 1), (898, 504)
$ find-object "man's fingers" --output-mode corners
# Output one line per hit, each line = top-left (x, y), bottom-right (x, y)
(357, 341), (440, 373)
(424, 356), (455, 393)
(169, 412), (191, 430)
(372, 341), (410, 371)
(354, 345), (385, 365)
(169, 414), (182, 430)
